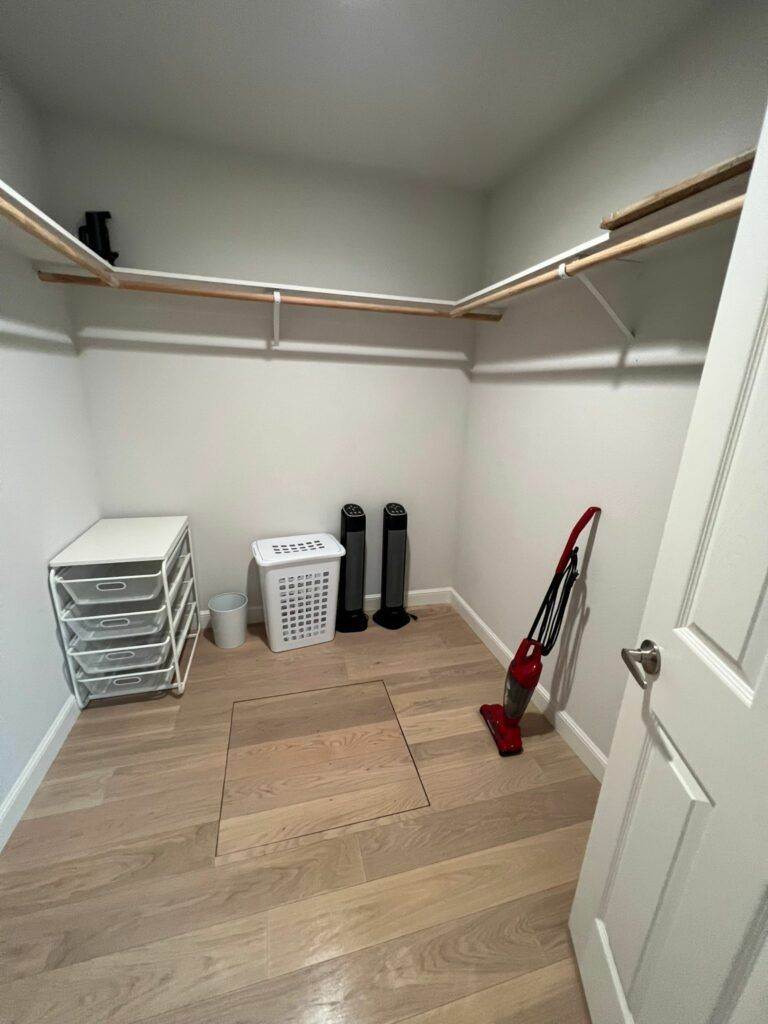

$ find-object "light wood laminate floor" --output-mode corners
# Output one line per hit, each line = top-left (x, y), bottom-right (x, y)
(0, 605), (596, 1023)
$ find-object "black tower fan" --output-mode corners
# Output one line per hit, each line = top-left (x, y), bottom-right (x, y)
(337, 504), (368, 632)
(373, 503), (411, 630)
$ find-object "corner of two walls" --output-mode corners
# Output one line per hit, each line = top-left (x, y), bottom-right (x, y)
(452, 0), (768, 767)
(68, 292), (475, 619)
(1, 96), (480, 843)
(453, 262), (711, 774)
(3, 0), (767, 844)
(41, 122), (483, 621)
(0, 71), (101, 846)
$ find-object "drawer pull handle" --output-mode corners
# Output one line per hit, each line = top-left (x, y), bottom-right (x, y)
(97, 581), (127, 592)
(101, 617), (131, 628)
(106, 650), (134, 661)
(113, 676), (142, 686)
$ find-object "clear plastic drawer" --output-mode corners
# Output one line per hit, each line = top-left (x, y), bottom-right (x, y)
(69, 633), (172, 675)
(77, 661), (176, 698)
(61, 599), (168, 641)
(57, 562), (163, 605)
(60, 553), (191, 641)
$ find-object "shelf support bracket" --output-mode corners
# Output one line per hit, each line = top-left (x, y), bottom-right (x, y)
(272, 290), (281, 348)
(559, 263), (634, 342)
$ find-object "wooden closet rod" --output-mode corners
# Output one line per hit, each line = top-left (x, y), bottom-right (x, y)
(450, 194), (745, 317)
(0, 196), (119, 287)
(35, 271), (503, 322)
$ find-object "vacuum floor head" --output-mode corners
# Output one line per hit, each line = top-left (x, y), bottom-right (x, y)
(479, 703), (523, 756)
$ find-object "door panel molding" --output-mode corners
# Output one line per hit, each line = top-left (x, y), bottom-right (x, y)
(677, 296), (768, 628)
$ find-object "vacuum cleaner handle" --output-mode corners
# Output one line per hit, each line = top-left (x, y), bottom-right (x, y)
(555, 506), (601, 573)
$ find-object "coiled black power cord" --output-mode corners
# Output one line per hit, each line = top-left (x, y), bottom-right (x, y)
(527, 547), (580, 656)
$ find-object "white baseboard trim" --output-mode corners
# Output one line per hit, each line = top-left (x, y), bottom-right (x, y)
(198, 584), (606, 780)
(449, 588), (607, 781)
(530, 686), (607, 781)
(0, 695), (80, 851)
(1, 585), (601, 853)
(198, 588), (453, 630)
(364, 587), (453, 613)
(450, 588), (512, 667)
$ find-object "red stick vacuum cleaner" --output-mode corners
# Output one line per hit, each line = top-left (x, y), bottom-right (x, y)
(480, 506), (601, 756)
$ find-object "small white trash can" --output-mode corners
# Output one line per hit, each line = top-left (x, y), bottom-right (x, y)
(208, 592), (248, 649)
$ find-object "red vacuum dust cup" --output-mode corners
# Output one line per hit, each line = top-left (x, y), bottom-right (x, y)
(503, 639), (543, 720)
(480, 639), (543, 756)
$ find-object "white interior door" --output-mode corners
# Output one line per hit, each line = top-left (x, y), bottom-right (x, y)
(570, 107), (768, 1024)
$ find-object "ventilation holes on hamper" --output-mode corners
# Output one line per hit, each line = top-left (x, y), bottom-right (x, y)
(271, 538), (326, 558)
(276, 567), (330, 641)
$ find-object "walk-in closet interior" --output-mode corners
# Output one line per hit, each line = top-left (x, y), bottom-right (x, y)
(1, 2), (767, 1022)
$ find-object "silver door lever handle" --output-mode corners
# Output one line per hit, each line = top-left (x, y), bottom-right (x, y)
(621, 640), (661, 689)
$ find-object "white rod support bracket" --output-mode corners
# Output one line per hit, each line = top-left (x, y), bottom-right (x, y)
(574, 271), (634, 342)
(272, 290), (281, 348)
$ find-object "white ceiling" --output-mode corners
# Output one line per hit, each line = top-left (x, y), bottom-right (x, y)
(0, 0), (710, 189)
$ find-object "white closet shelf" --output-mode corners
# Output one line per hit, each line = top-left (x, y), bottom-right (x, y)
(34, 264), (504, 322)
(451, 191), (746, 317)
(0, 174), (502, 322)
(450, 154), (752, 317)
(77, 265), (465, 310)
(0, 147), (753, 327)
(0, 179), (118, 286)
(453, 233), (611, 309)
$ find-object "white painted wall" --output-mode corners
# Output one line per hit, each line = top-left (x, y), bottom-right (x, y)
(2, 0), (761, 835)
(454, 0), (767, 766)
(0, 73), (99, 843)
(457, 232), (733, 761)
(39, 117), (478, 628)
(0, 68), (46, 206)
(43, 120), (484, 297)
(69, 285), (472, 614)
(483, 0), (768, 282)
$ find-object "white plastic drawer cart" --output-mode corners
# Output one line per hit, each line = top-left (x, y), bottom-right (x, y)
(49, 516), (201, 707)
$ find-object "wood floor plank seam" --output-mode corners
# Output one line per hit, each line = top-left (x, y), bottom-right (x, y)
(390, 957), (589, 1024)
(212, 687), (238, 858)
(160, 893), (579, 1024)
(216, 680), (430, 856)
(0, 806), (596, 977)
(213, 800), (432, 866)
(0, 607), (596, 1024)
(212, 770), (598, 867)
(127, 882), (580, 1024)
(264, 821), (591, 978)
(381, 676), (432, 814)
(265, 873), (582, 978)
(0, 834), (366, 985)
(226, 675), (386, 709)
(219, 781), (430, 855)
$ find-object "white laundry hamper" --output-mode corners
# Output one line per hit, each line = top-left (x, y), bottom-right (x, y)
(252, 533), (345, 653)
